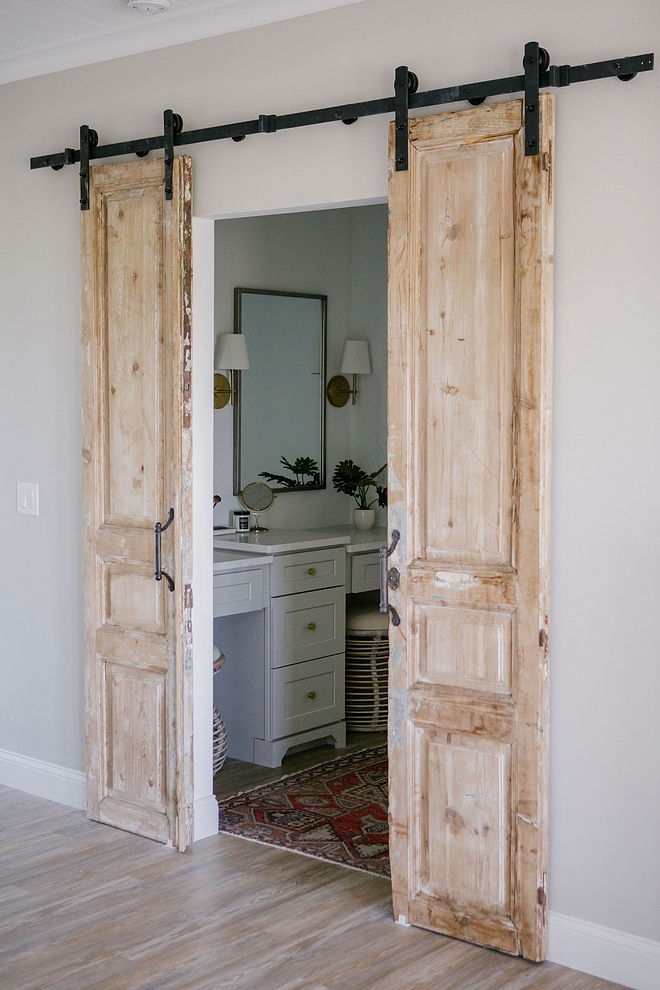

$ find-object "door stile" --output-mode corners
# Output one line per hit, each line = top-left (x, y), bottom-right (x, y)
(387, 98), (553, 959)
(80, 171), (98, 824)
(512, 96), (554, 957)
(171, 155), (195, 851)
(386, 115), (412, 905)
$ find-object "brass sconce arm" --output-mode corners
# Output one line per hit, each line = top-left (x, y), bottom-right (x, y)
(327, 374), (359, 407)
(214, 371), (239, 408)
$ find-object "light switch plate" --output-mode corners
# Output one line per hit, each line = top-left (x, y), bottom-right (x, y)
(17, 482), (39, 516)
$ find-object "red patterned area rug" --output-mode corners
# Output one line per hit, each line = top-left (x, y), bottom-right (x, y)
(217, 745), (390, 878)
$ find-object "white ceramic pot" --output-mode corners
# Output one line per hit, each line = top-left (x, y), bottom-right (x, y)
(353, 508), (376, 531)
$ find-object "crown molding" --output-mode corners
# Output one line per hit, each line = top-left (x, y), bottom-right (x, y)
(0, 0), (365, 86)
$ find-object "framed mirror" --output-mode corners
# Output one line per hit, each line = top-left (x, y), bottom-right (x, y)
(233, 288), (327, 494)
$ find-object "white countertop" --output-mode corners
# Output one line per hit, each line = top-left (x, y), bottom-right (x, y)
(213, 525), (387, 556)
(213, 548), (274, 572)
(213, 529), (351, 555)
(318, 525), (388, 553)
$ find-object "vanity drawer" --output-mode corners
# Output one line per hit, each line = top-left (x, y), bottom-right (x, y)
(349, 551), (382, 594)
(271, 587), (345, 668)
(213, 568), (264, 617)
(271, 547), (346, 597)
(271, 654), (345, 738)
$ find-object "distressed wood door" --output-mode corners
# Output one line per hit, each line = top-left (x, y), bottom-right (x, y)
(81, 156), (194, 849)
(387, 97), (553, 959)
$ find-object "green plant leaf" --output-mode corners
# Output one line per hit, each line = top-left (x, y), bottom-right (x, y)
(332, 460), (387, 508)
(259, 454), (320, 489)
(281, 456), (319, 479)
(259, 471), (297, 488)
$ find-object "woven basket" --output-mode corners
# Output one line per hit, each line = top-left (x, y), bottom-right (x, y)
(345, 627), (389, 731)
(213, 707), (228, 774)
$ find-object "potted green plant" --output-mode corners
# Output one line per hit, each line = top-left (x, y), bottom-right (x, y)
(332, 459), (387, 530)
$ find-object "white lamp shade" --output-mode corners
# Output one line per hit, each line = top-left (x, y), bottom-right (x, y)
(215, 333), (250, 371)
(340, 340), (371, 375)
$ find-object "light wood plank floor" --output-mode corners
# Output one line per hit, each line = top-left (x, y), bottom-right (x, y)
(214, 731), (387, 801)
(0, 784), (626, 990)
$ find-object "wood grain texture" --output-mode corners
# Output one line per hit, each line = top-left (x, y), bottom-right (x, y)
(387, 99), (554, 960)
(0, 784), (625, 990)
(81, 156), (193, 850)
(420, 138), (514, 563)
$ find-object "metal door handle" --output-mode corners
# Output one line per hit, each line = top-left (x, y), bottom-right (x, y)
(155, 508), (175, 592)
(380, 530), (401, 626)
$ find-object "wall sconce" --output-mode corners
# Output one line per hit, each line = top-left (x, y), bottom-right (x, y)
(327, 340), (371, 407)
(214, 333), (250, 408)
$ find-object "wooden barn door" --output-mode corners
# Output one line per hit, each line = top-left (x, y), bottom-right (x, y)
(81, 156), (194, 849)
(387, 97), (554, 959)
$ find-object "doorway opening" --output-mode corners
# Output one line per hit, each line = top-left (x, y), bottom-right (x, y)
(82, 96), (552, 959)
(208, 203), (391, 876)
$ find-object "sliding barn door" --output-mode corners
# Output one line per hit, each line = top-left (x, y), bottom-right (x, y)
(387, 98), (553, 959)
(81, 157), (194, 849)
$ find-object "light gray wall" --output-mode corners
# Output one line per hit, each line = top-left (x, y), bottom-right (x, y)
(0, 0), (658, 948)
(213, 205), (388, 529)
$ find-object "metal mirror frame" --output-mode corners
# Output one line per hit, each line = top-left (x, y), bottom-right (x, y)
(233, 287), (327, 496)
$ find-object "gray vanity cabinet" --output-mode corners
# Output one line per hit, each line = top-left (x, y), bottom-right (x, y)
(271, 545), (345, 596)
(213, 543), (347, 769)
(270, 586), (345, 667)
(213, 528), (386, 769)
(347, 550), (381, 594)
(256, 546), (347, 767)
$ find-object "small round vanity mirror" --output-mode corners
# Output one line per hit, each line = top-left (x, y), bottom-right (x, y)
(240, 482), (275, 532)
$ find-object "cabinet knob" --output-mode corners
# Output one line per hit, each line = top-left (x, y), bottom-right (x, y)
(308, 691), (316, 700)
(308, 567), (316, 576)
(308, 622), (316, 631)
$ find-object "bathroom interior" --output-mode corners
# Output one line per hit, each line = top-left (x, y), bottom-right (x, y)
(210, 202), (390, 799)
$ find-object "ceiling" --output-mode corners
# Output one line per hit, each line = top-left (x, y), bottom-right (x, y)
(0, 0), (364, 84)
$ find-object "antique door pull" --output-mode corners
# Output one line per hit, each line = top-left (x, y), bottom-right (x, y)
(155, 508), (175, 592)
(380, 530), (401, 626)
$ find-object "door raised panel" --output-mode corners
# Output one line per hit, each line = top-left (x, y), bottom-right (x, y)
(415, 604), (512, 694)
(419, 140), (515, 566)
(102, 562), (165, 635)
(415, 727), (511, 912)
(104, 661), (167, 811)
(103, 191), (163, 529)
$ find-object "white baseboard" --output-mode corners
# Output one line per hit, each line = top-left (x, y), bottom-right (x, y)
(0, 748), (85, 810)
(0, 748), (220, 842)
(549, 911), (660, 990)
(194, 794), (219, 842)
